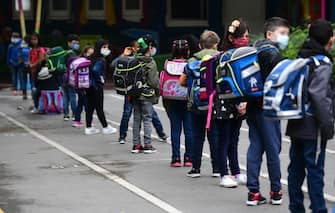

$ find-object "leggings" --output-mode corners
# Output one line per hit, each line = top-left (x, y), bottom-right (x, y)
(85, 86), (108, 128)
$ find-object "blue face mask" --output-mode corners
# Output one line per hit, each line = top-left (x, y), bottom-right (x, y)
(72, 43), (80, 51)
(276, 34), (289, 50)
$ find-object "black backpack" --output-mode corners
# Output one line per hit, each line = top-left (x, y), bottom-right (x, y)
(113, 56), (145, 97)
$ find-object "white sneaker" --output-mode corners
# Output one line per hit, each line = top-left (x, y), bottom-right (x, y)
(85, 127), (100, 135)
(102, 125), (117, 135)
(235, 173), (247, 185)
(220, 175), (238, 188)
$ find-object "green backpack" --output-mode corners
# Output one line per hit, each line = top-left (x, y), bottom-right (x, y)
(47, 46), (74, 73)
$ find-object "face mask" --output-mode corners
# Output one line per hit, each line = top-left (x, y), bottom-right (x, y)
(21, 43), (28, 48)
(72, 43), (80, 51)
(276, 34), (289, 50)
(100, 48), (111, 57)
(232, 37), (249, 48)
(11, 38), (18, 44)
(150, 47), (157, 57)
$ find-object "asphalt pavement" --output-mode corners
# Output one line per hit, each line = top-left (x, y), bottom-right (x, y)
(0, 88), (334, 213)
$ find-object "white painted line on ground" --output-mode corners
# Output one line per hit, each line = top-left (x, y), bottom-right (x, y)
(104, 117), (335, 203)
(0, 112), (183, 213)
(107, 93), (335, 155)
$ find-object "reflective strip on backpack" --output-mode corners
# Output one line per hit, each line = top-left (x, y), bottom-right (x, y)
(227, 63), (243, 97)
(115, 63), (144, 72)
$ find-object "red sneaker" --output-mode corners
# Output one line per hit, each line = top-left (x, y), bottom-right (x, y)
(184, 157), (192, 167)
(170, 158), (182, 167)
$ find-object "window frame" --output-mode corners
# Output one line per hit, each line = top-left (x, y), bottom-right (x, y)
(87, 0), (106, 20)
(12, 0), (34, 20)
(122, 0), (143, 22)
(166, 0), (209, 27)
(49, 0), (71, 20)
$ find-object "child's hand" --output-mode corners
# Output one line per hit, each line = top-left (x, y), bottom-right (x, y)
(237, 102), (247, 116)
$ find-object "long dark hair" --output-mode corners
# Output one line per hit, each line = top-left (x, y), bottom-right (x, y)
(171, 39), (190, 60)
(30, 32), (43, 48)
(222, 18), (249, 51)
(91, 39), (110, 63)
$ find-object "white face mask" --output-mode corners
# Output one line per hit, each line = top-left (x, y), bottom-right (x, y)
(276, 34), (289, 50)
(11, 38), (19, 44)
(150, 47), (157, 57)
(100, 48), (111, 57)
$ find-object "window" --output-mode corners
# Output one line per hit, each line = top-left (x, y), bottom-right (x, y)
(167, 0), (208, 27)
(12, 0), (34, 20)
(49, 0), (70, 20)
(122, 0), (143, 22)
(87, 0), (105, 19)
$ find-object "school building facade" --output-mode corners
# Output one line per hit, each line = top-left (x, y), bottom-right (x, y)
(1, 0), (335, 50)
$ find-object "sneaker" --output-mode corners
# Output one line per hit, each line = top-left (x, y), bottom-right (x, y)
(187, 168), (201, 178)
(63, 115), (70, 121)
(22, 94), (27, 100)
(119, 138), (126, 144)
(12, 90), (17, 95)
(159, 133), (168, 142)
(131, 145), (143, 154)
(212, 169), (221, 178)
(102, 125), (117, 135)
(71, 116), (75, 121)
(85, 127), (100, 135)
(72, 121), (84, 128)
(170, 158), (182, 167)
(30, 107), (38, 114)
(270, 191), (283, 205)
(220, 175), (238, 188)
(143, 144), (157, 154)
(246, 192), (267, 206)
(235, 173), (247, 185)
(184, 157), (192, 167)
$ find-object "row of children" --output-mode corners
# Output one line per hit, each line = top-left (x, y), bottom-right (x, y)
(7, 16), (334, 212)
(114, 17), (332, 212)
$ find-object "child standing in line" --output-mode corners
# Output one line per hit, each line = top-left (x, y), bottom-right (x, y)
(163, 39), (192, 167)
(286, 19), (334, 213)
(20, 35), (31, 100)
(180, 30), (221, 178)
(72, 46), (94, 128)
(216, 18), (249, 188)
(246, 17), (290, 206)
(131, 35), (160, 154)
(7, 32), (22, 95)
(84, 40), (117, 135)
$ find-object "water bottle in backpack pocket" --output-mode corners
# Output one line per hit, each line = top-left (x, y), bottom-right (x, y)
(216, 47), (263, 99)
(263, 55), (331, 120)
(160, 60), (188, 100)
(113, 57), (144, 97)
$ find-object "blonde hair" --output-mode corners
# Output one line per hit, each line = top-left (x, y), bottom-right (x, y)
(199, 30), (220, 49)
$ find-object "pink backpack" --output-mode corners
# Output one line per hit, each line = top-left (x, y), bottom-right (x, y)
(159, 59), (187, 100)
(38, 90), (63, 114)
(68, 57), (91, 89)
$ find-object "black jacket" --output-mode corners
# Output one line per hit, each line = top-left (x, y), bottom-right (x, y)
(286, 38), (335, 140)
(247, 39), (283, 113)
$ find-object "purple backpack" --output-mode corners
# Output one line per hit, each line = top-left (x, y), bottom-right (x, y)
(68, 57), (91, 89)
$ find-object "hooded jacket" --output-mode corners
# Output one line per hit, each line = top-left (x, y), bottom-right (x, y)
(247, 39), (283, 113)
(286, 38), (335, 140)
(136, 56), (160, 103)
(7, 39), (22, 67)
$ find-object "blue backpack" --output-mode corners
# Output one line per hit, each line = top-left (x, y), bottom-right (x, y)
(216, 46), (278, 100)
(263, 55), (331, 120)
(186, 55), (215, 114)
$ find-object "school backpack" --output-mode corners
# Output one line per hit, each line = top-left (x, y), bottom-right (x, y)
(160, 59), (188, 100)
(38, 90), (63, 114)
(113, 56), (145, 97)
(68, 57), (91, 89)
(215, 46), (266, 100)
(186, 55), (215, 114)
(263, 55), (331, 120)
(47, 46), (73, 74)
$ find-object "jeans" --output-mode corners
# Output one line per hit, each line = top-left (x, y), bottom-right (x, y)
(74, 91), (88, 122)
(288, 138), (328, 213)
(246, 111), (282, 192)
(191, 112), (219, 171)
(133, 100), (153, 145)
(216, 118), (242, 176)
(166, 101), (192, 159)
(85, 86), (108, 128)
(119, 96), (165, 139)
(62, 85), (77, 116)
(10, 65), (22, 90)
